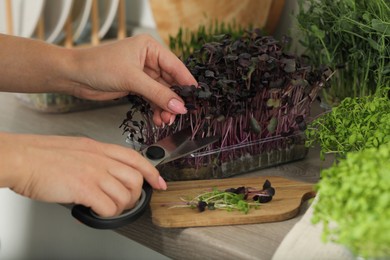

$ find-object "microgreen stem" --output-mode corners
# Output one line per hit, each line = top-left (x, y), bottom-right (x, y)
(122, 29), (328, 174)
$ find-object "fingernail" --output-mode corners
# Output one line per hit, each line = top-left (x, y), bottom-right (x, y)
(158, 176), (167, 190)
(168, 114), (176, 126)
(168, 99), (187, 114)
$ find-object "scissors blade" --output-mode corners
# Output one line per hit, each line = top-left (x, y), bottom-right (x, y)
(162, 135), (220, 164)
(141, 128), (219, 166)
(152, 127), (192, 154)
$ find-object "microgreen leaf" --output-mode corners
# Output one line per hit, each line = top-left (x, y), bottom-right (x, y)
(169, 180), (275, 213)
(305, 90), (390, 159)
(296, 0), (390, 104)
(313, 143), (390, 259)
(121, 29), (328, 177)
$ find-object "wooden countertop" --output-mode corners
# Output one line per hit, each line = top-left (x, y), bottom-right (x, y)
(0, 92), (334, 260)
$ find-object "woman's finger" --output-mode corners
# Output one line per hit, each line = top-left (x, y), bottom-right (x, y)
(99, 173), (139, 215)
(99, 143), (165, 190)
(130, 72), (188, 115)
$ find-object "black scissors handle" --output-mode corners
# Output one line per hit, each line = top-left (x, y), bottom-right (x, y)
(71, 182), (153, 229)
(71, 146), (164, 229)
(71, 128), (219, 229)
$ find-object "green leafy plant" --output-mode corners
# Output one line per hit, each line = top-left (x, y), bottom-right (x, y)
(169, 20), (250, 60)
(296, 0), (390, 104)
(305, 88), (390, 160)
(312, 143), (390, 258)
(306, 88), (390, 257)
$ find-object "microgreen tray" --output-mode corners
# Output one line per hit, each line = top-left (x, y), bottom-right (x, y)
(155, 132), (308, 181)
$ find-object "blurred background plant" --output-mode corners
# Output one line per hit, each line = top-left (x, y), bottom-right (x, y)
(296, 0), (390, 105)
(169, 20), (250, 60)
(312, 142), (390, 259)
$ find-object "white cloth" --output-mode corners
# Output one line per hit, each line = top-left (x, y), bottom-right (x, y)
(272, 197), (354, 260)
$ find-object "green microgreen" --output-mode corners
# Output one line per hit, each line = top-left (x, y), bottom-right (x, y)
(169, 179), (275, 214)
(305, 88), (390, 160)
(169, 20), (250, 60)
(296, 0), (390, 104)
(312, 143), (390, 258)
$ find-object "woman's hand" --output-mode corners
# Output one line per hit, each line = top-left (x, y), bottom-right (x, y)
(69, 34), (197, 126)
(0, 33), (196, 127)
(0, 132), (166, 217)
(0, 34), (193, 216)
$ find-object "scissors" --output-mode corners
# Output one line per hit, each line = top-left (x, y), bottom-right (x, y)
(71, 128), (220, 229)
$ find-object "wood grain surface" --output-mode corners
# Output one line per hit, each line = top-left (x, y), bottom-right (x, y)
(150, 0), (285, 45)
(151, 176), (315, 228)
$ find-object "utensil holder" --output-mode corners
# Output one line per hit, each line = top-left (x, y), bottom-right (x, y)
(4, 0), (127, 46)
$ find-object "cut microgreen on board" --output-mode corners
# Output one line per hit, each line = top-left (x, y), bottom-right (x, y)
(168, 179), (275, 214)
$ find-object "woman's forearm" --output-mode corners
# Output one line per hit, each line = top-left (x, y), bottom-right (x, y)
(0, 132), (21, 189)
(0, 34), (78, 94)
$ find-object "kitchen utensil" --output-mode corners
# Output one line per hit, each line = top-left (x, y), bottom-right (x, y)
(71, 127), (220, 229)
(97, 0), (119, 39)
(0, 0), (45, 37)
(43, 0), (73, 43)
(71, 0), (93, 42)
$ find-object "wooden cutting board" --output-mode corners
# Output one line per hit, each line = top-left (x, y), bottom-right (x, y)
(150, 176), (316, 228)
